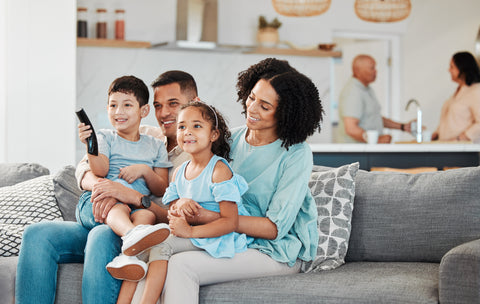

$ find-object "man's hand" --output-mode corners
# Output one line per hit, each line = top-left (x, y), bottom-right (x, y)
(92, 196), (121, 223)
(91, 178), (142, 208)
(118, 164), (149, 184)
(378, 134), (392, 143)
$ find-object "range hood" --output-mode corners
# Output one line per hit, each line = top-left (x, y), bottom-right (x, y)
(175, 0), (218, 49)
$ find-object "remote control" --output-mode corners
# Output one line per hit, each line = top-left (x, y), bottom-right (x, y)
(75, 108), (99, 156)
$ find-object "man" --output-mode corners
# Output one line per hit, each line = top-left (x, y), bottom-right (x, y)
(16, 71), (197, 304)
(337, 54), (411, 143)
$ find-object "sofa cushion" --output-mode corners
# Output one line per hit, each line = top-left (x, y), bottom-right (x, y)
(301, 162), (359, 272)
(0, 175), (63, 256)
(0, 163), (49, 187)
(200, 262), (439, 304)
(53, 165), (82, 222)
(346, 166), (480, 263)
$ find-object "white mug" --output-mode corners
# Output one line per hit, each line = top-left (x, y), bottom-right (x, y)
(422, 130), (432, 142)
(366, 130), (379, 144)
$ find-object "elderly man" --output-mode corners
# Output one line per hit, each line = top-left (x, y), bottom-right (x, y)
(337, 54), (411, 143)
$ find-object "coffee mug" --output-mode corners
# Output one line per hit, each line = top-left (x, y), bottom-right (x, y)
(366, 130), (379, 144)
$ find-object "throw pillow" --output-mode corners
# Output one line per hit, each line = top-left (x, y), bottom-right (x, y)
(53, 165), (83, 221)
(301, 162), (359, 273)
(0, 175), (63, 256)
(0, 163), (49, 187)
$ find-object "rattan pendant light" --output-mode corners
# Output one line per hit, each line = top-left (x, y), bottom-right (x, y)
(355, 0), (411, 23)
(272, 0), (331, 17)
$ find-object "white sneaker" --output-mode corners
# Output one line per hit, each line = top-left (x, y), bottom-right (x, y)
(121, 223), (170, 256)
(106, 254), (147, 282)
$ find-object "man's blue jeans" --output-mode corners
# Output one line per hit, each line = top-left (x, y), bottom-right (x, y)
(15, 220), (122, 304)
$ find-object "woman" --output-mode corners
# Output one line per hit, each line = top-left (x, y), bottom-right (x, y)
(432, 51), (480, 142)
(132, 57), (324, 303)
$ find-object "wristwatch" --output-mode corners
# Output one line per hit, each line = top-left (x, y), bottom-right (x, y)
(140, 195), (151, 209)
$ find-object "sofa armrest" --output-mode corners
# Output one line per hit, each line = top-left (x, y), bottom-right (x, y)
(439, 239), (480, 304)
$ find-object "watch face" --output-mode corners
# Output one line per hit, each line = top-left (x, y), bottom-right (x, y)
(142, 196), (151, 208)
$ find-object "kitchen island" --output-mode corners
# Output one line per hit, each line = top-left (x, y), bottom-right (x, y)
(309, 142), (480, 170)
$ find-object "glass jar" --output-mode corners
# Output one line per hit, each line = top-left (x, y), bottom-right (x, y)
(77, 7), (88, 38)
(115, 9), (125, 40)
(96, 8), (107, 39)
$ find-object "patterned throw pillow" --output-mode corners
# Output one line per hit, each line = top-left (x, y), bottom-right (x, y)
(301, 162), (359, 273)
(0, 175), (63, 256)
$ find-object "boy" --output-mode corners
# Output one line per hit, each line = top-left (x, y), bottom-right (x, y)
(76, 75), (171, 280)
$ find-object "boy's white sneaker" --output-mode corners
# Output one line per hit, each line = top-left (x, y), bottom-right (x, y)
(121, 223), (170, 256)
(106, 254), (147, 282)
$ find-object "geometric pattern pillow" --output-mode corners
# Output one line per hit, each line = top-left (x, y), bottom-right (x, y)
(301, 162), (359, 273)
(0, 175), (63, 256)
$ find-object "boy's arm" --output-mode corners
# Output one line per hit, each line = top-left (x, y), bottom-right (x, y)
(87, 153), (109, 178)
(118, 165), (169, 197)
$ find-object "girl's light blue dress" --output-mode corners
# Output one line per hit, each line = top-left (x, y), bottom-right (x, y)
(162, 155), (252, 258)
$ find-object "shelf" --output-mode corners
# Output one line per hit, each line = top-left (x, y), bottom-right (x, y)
(77, 38), (151, 48)
(246, 47), (342, 58)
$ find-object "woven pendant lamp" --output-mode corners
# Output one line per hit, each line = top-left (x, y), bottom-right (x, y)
(355, 0), (411, 23)
(272, 0), (331, 17)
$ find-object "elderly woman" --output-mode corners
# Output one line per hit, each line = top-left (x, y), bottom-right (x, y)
(432, 51), (480, 142)
(130, 58), (324, 303)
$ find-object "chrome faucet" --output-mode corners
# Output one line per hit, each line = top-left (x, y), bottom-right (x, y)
(405, 99), (422, 143)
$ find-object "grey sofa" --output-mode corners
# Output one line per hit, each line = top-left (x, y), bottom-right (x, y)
(1, 162), (480, 303)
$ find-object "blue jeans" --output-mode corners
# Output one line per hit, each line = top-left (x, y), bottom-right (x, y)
(76, 191), (102, 230)
(15, 220), (122, 304)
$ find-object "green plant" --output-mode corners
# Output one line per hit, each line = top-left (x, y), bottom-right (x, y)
(258, 16), (282, 29)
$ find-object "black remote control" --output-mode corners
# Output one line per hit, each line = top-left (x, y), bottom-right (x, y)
(76, 108), (99, 156)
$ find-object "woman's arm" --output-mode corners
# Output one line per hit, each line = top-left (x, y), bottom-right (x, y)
(170, 201), (239, 238)
(186, 209), (277, 240)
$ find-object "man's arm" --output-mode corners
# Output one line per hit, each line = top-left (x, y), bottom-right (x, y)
(343, 117), (367, 142)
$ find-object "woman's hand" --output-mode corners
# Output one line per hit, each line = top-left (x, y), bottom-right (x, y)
(175, 198), (202, 217)
(168, 213), (193, 238)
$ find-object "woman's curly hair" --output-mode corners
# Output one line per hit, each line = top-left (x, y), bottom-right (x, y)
(236, 58), (324, 149)
(180, 101), (232, 161)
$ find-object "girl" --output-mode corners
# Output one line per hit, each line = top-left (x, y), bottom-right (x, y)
(114, 101), (251, 304)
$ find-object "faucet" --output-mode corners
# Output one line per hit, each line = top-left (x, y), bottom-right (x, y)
(405, 99), (422, 143)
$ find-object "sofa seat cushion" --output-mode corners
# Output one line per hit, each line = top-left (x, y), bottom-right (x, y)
(346, 167), (480, 263)
(199, 262), (439, 304)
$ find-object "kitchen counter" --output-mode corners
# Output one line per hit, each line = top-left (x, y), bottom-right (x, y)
(309, 143), (480, 170)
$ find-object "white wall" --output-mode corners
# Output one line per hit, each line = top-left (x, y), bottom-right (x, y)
(0, 0), (6, 162)
(403, 0), (480, 132)
(3, 0), (76, 173)
(2, 0), (480, 170)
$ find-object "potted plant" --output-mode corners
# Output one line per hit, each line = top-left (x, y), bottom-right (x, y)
(257, 16), (282, 47)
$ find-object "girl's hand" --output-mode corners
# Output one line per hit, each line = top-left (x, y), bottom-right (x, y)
(78, 123), (92, 145)
(118, 164), (149, 184)
(169, 214), (193, 238)
(175, 198), (201, 217)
